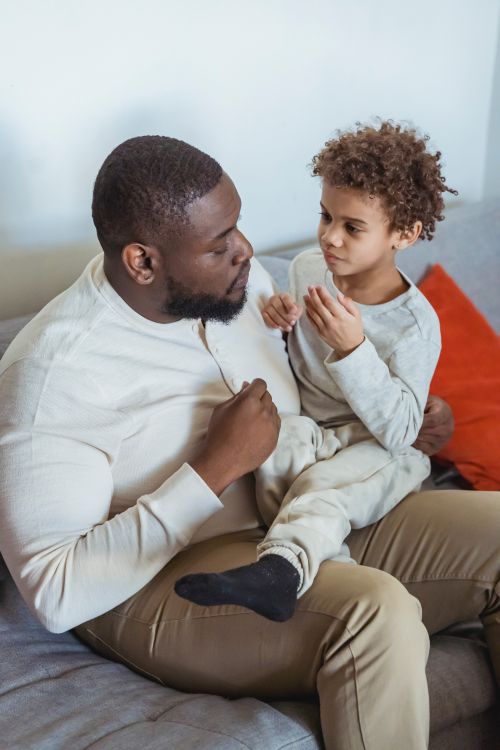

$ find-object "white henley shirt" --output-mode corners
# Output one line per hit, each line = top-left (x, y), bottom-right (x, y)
(0, 254), (300, 632)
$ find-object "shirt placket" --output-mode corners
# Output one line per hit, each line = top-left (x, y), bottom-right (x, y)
(203, 322), (242, 395)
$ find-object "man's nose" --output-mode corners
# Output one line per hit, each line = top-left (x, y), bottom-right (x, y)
(233, 231), (253, 263)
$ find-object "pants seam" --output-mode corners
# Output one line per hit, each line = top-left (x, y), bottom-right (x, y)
(107, 605), (354, 628)
(400, 574), (496, 585)
(106, 608), (258, 626)
(344, 629), (368, 750)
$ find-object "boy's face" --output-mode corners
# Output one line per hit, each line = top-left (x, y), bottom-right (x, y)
(317, 184), (402, 278)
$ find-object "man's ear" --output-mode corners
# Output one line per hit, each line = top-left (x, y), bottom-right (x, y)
(393, 221), (423, 251)
(121, 243), (158, 285)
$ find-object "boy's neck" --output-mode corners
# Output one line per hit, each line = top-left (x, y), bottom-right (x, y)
(332, 265), (410, 305)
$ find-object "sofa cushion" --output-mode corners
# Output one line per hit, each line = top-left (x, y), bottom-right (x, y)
(419, 264), (500, 490)
(0, 556), (319, 750)
(1, 554), (497, 748)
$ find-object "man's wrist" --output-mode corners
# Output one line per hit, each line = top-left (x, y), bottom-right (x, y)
(190, 453), (235, 496)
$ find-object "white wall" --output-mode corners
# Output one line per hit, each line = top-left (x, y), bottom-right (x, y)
(1, 0), (499, 317)
(485, 8), (500, 198)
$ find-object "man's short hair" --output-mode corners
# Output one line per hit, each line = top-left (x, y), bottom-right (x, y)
(92, 136), (223, 255)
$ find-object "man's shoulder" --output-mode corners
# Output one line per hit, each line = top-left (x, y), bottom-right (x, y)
(0, 256), (114, 385)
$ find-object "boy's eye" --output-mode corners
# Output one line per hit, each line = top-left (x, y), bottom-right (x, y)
(319, 211), (331, 222)
(346, 223), (360, 234)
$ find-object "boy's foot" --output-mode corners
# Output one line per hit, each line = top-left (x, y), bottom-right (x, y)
(174, 554), (300, 622)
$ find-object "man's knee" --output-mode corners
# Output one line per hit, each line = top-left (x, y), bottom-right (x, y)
(301, 562), (426, 648)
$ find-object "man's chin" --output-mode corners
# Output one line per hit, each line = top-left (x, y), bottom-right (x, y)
(162, 287), (247, 324)
(208, 288), (247, 323)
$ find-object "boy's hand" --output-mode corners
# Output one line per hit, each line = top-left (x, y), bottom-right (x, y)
(262, 293), (303, 333)
(304, 285), (364, 357)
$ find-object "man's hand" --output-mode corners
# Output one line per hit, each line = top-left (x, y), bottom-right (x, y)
(412, 395), (454, 455)
(262, 293), (303, 332)
(190, 379), (281, 495)
(304, 285), (364, 358)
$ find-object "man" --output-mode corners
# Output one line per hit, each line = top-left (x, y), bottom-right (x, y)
(0, 136), (498, 750)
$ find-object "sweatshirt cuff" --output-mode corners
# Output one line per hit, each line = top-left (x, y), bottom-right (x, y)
(324, 336), (377, 378)
(142, 463), (223, 546)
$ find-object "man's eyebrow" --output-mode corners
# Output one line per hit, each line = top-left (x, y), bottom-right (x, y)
(320, 203), (368, 226)
(211, 213), (242, 241)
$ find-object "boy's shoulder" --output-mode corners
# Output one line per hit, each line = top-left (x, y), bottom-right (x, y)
(289, 247), (325, 290)
(399, 274), (441, 346)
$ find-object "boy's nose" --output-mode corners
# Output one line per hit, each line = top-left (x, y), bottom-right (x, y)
(324, 228), (343, 249)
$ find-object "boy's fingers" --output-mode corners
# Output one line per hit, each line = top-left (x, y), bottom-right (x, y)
(277, 295), (300, 323)
(305, 289), (338, 325)
(337, 291), (359, 316)
(305, 288), (324, 313)
(263, 308), (294, 332)
(280, 293), (298, 314)
(315, 285), (344, 316)
(305, 306), (324, 332)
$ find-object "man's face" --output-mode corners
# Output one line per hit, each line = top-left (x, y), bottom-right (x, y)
(159, 173), (253, 323)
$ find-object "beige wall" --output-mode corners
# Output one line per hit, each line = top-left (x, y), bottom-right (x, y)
(0, 244), (100, 320)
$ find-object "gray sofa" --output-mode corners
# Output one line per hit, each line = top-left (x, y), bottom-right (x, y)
(1, 200), (499, 749)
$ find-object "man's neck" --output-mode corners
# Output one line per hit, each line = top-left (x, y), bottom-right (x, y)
(103, 257), (181, 324)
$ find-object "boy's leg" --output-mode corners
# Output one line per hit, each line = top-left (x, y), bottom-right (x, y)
(257, 432), (430, 594)
(346, 488), (500, 686)
(75, 528), (430, 750)
(175, 414), (342, 619)
(176, 417), (429, 615)
(253, 413), (342, 527)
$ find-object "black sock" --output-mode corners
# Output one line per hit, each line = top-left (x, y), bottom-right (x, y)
(174, 554), (300, 622)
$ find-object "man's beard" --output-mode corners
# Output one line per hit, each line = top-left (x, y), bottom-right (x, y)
(160, 271), (248, 324)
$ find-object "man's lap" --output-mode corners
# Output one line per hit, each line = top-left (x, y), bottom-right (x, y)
(75, 527), (416, 696)
(75, 488), (499, 691)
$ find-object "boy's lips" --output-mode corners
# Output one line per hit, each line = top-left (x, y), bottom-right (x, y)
(323, 251), (345, 263)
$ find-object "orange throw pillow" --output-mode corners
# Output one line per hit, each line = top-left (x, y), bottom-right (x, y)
(418, 264), (500, 490)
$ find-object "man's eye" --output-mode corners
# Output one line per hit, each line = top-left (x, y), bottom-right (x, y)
(212, 247), (228, 255)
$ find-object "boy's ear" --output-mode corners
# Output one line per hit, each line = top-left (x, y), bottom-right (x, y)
(393, 221), (423, 250)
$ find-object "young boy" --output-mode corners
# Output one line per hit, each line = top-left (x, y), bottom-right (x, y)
(175, 121), (457, 621)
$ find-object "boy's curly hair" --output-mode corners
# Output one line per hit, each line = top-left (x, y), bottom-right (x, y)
(311, 121), (458, 241)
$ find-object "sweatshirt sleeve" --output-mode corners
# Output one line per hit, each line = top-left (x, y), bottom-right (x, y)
(324, 335), (441, 453)
(0, 358), (222, 633)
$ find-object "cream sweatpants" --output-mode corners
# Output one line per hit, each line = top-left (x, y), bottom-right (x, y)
(254, 414), (431, 594)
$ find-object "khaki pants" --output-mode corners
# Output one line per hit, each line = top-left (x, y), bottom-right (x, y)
(75, 488), (500, 750)
(254, 414), (431, 592)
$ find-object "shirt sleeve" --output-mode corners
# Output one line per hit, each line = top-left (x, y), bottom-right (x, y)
(324, 335), (441, 453)
(0, 358), (222, 633)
